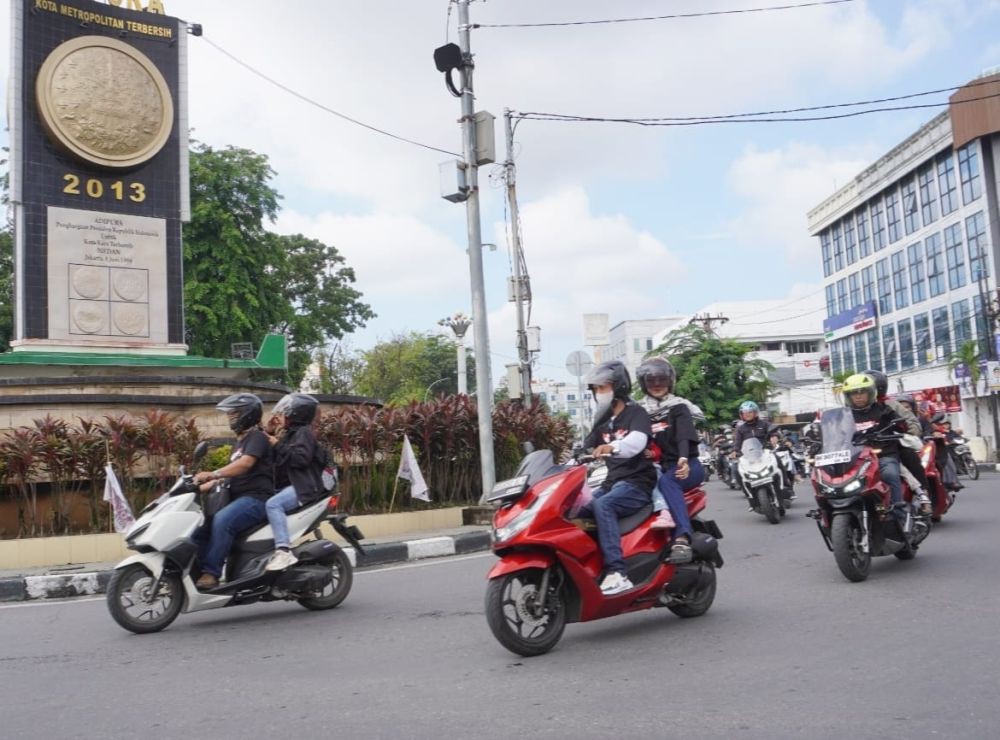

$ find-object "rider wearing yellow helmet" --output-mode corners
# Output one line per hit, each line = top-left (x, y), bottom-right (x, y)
(842, 373), (906, 506)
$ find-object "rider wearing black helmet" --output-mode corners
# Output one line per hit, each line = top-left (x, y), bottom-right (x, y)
(578, 361), (656, 596)
(192, 394), (275, 589)
(264, 393), (329, 571)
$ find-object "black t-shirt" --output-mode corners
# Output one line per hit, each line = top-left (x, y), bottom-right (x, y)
(228, 428), (275, 501)
(585, 402), (657, 492)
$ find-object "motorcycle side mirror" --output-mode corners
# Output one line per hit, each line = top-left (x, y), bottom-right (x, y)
(192, 441), (209, 467)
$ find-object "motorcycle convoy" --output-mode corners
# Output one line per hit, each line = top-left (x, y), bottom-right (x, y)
(103, 369), (970, 659)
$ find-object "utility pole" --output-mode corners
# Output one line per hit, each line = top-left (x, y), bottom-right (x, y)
(456, 0), (496, 500)
(689, 313), (730, 334)
(504, 108), (532, 403)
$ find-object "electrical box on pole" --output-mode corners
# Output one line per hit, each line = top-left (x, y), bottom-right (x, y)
(506, 364), (522, 399)
(439, 160), (469, 203)
(507, 276), (531, 302)
(527, 326), (541, 353)
(474, 111), (496, 165)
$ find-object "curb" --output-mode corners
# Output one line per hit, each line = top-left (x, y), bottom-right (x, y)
(0, 530), (493, 603)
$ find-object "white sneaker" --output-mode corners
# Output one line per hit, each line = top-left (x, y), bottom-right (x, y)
(265, 549), (298, 571)
(599, 572), (633, 595)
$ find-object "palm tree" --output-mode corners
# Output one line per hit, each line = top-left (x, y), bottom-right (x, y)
(947, 340), (984, 437)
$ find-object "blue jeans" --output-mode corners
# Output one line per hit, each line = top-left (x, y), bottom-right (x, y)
(196, 496), (267, 577)
(266, 485), (299, 548)
(652, 458), (703, 540)
(578, 480), (651, 575)
(879, 456), (903, 505)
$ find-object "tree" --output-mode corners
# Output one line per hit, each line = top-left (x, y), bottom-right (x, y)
(1, 160), (13, 350)
(307, 342), (365, 395)
(354, 332), (474, 405)
(649, 324), (774, 427)
(947, 340), (984, 437)
(182, 143), (373, 386)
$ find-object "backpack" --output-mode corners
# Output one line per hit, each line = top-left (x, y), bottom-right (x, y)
(314, 444), (338, 492)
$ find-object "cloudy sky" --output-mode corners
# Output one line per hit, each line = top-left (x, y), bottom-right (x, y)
(3, 0), (1000, 388)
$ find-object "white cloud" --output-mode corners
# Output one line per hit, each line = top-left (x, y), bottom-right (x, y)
(725, 142), (878, 261)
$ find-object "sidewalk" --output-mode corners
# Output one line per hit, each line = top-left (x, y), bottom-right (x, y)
(0, 524), (493, 603)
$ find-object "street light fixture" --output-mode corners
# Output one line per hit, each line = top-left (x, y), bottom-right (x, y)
(424, 377), (450, 402)
(439, 313), (472, 395)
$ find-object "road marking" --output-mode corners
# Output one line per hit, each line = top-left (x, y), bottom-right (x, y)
(0, 552), (495, 609)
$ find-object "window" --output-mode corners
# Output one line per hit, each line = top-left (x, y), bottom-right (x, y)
(763, 342), (781, 351)
(953, 299), (972, 347)
(938, 153), (958, 215)
(567, 393), (576, 402)
(841, 340), (855, 375)
(876, 257), (893, 315)
(836, 278), (848, 313)
(891, 250), (908, 309)
(867, 330), (882, 371)
(944, 223), (966, 290)
(882, 324), (898, 372)
(821, 232), (832, 277)
(918, 163), (939, 226)
(885, 189), (901, 244)
(974, 294), (991, 355)
(848, 272), (861, 307)
(871, 199), (887, 251)
(897, 319), (914, 370)
(861, 266), (875, 304)
(853, 333), (867, 371)
(825, 284), (836, 317)
(844, 216), (857, 265)
(925, 233), (945, 297)
(966, 211), (989, 281)
(908, 242), (926, 303)
(633, 338), (640, 352)
(569, 408), (577, 417)
(913, 313), (930, 366)
(857, 208), (871, 258)
(932, 306), (951, 358)
(646, 338), (653, 351)
(901, 178), (919, 235)
(830, 341), (842, 377)
(957, 142), (982, 205)
(787, 341), (819, 354)
(832, 222), (844, 272)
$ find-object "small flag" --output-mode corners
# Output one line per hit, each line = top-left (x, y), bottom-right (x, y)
(103, 463), (135, 533)
(397, 435), (430, 502)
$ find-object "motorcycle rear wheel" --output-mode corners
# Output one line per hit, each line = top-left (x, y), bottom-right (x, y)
(485, 569), (566, 657)
(107, 564), (184, 634)
(298, 549), (353, 610)
(758, 488), (780, 524)
(831, 515), (871, 582)
(667, 564), (717, 618)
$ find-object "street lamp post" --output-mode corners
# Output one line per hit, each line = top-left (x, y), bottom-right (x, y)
(439, 313), (472, 395)
(424, 377), (450, 402)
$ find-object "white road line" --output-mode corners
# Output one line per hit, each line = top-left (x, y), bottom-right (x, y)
(0, 552), (495, 609)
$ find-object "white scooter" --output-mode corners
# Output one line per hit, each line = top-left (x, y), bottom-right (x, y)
(106, 442), (365, 634)
(737, 438), (787, 524)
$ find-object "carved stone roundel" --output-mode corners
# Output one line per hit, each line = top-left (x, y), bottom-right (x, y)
(35, 36), (174, 169)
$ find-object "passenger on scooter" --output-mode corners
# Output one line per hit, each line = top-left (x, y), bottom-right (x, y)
(192, 394), (275, 590)
(263, 393), (327, 572)
(579, 361), (657, 596)
(841, 374), (906, 507)
(872, 384), (932, 514)
(635, 357), (700, 565)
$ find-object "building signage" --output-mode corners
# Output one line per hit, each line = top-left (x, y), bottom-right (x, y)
(822, 301), (877, 342)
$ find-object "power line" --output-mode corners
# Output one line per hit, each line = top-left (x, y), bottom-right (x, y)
(514, 83), (1000, 127)
(199, 36), (461, 157)
(728, 305), (827, 326)
(475, 0), (855, 29)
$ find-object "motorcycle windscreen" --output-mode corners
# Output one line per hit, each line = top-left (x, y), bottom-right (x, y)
(816, 407), (862, 473)
(741, 437), (765, 463)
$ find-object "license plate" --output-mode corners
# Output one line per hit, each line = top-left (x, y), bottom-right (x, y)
(815, 450), (851, 467)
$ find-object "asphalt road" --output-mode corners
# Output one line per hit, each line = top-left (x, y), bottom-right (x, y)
(2, 474), (998, 740)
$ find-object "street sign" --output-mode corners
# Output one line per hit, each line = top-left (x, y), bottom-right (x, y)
(565, 350), (593, 378)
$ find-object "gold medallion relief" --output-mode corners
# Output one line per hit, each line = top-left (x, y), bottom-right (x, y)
(36, 36), (174, 169)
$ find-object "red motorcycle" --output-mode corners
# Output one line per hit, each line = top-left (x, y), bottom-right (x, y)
(919, 435), (956, 522)
(484, 450), (723, 656)
(807, 408), (931, 582)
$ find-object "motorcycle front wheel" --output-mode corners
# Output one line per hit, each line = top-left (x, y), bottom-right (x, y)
(758, 487), (780, 524)
(106, 564), (184, 634)
(298, 548), (353, 610)
(963, 454), (980, 480)
(831, 514), (871, 582)
(485, 569), (566, 657)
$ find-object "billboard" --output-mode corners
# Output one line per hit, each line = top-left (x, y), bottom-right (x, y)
(823, 301), (877, 343)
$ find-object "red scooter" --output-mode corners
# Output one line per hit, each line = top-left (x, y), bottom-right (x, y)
(484, 449), (723, 657)
(919, 436), (956, 522)
(807, 408), (931, 582)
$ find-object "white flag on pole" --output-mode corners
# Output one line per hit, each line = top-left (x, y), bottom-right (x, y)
(103, 463), (135, 533)
(396, 435), (430, 502)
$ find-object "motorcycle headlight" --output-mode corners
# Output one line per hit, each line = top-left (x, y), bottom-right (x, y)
(843, 480), (862, 493)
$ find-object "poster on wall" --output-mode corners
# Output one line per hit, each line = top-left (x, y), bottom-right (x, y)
(909, 385), (963, 413)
